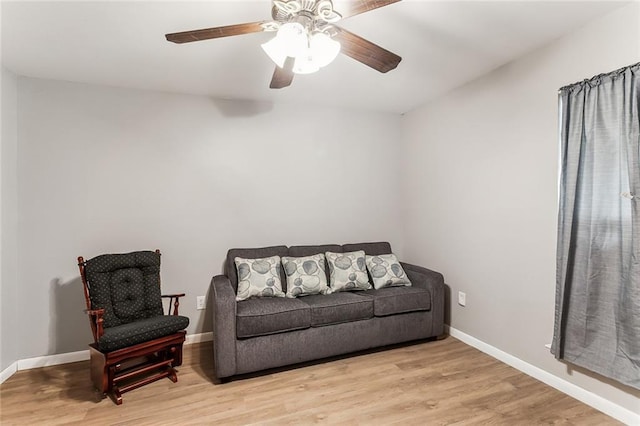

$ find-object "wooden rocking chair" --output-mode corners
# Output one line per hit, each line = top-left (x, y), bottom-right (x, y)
(78, 249), (189, 404)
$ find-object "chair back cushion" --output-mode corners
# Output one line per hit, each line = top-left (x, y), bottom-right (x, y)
(84, 251), (164, 328)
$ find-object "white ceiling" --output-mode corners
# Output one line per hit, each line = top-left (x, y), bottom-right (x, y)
(1, 0), (630, 113)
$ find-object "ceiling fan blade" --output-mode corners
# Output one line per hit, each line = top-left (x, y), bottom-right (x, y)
(338, 0), (401, 19)
(333, 27), (401, 73)
(270, 57), (295, 89)
(165, 22), (267, 44)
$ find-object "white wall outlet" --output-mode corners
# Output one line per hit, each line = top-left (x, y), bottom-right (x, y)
(458, 291), (466, 307)
(196, 295), (206, 310)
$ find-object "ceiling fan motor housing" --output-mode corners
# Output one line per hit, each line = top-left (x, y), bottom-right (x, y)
(272, 0), (341, 25)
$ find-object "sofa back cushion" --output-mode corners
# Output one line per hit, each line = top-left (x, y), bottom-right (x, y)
(225, 243), (392, 292)
(226, 246), (289, 292)
(342, 242), (392, 256)
(288, 244), (343, 257)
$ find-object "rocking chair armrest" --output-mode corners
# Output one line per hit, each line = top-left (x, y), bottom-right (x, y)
(161, 294), (185, 315)
(84, 308), (105, 340)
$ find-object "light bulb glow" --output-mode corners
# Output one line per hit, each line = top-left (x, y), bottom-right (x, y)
(261, 24), (341, 74)
(309, 32), (340, 68)
(293, 51), (320, 74)
(277, 22), (308, 58)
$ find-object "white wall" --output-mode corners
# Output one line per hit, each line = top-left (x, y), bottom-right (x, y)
(15, 77), (403, 359)
(401, 2), (640, 415)
(1, 67), (19, 372)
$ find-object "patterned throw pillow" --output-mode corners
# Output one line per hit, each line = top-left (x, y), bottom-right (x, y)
(281, 254), (330, 298)
(234, 256), (285, 302)
(365, 253), (412, 290)
(325, 250), (372, 292)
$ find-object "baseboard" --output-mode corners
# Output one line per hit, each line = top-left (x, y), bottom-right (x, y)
(17, 349), (89, 371)
(446, 326), (640, 425)
(185, 331), (213, 345)
(0, 361), (17, 384)
(0, 331), (214, 385)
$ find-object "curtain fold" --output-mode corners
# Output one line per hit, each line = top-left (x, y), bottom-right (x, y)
(552, 63), (640, 390)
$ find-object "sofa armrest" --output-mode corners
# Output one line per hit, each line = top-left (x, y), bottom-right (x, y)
(211, 274), (237, 378)
(401, 262), (445, 337)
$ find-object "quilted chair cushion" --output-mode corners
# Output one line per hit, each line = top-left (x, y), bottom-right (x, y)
(98, 315), (189, 352)
(84, 251), (164, 328)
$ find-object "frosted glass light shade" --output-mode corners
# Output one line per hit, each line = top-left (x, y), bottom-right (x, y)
(293, 51), (320, 74)
(277, 22), (307, 58)
(310, 32), (340, 68)
(262, 22), (309, 68)
(261, 36), (288, 68)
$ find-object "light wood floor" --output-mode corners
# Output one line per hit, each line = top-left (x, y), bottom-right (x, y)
(0, 336), (617, 425)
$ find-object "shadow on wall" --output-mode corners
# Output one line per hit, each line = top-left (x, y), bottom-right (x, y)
(444, 283), (451, 326)
(191, 282), (213, 336)
(190, 284), (216, 384)
(49, 277), (93, 356)
(209, 98), (274, 117)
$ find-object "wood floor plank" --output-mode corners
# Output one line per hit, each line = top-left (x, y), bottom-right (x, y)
(0, 337), (618, 425)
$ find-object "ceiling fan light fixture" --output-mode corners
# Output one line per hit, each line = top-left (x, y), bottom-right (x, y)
(293, 52), (320, 74)
(316, 0), (342, 23)
(274, 0), (302, 15)
(261, 36), (288, 68)
(276, 22), (308, 57)
(261, 21), (309, 68)
(309, 32), (340, 68)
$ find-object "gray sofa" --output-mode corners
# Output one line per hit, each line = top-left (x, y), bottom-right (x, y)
(211, 242), (445, 379)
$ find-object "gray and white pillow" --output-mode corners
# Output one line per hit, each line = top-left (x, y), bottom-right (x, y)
(281, 254), (330, 298)
(234, 255), (285, 302)
(365, 253), (412, 290)
(325, 250), (372, 292)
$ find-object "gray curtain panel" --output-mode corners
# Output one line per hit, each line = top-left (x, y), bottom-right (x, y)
(552, 63), (640, 390)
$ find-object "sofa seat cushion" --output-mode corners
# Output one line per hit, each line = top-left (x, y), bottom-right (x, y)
(98, 314), (189, 352)
(300, 292), (374, 327)
(357, 287), (431, 317)
(236, 297), (310, 339)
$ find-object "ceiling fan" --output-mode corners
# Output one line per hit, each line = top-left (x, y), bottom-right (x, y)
(165, 0), (402, 89)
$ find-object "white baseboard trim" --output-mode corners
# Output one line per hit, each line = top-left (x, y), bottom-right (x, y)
(0, 332), (214, 385)
(446, 326), (640, 426)
(17, 349), (89, 371)
(185, 331), (213, 345)
(0, 361), (18, 384)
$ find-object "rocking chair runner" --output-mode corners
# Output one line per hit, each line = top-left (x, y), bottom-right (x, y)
(78, 249), (189, 404)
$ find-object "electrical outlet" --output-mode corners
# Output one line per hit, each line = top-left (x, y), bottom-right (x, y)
(196, 295), (206, 310)
(458, 291), (466, 307)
